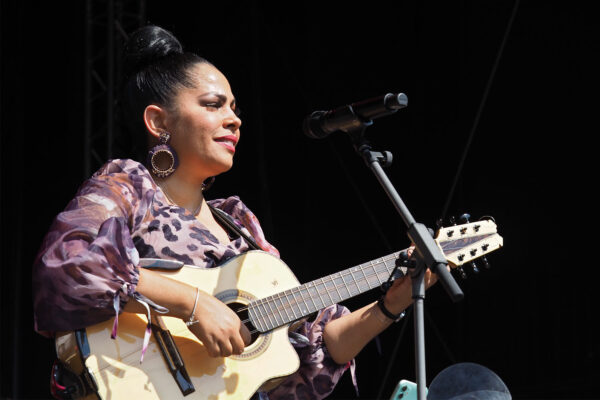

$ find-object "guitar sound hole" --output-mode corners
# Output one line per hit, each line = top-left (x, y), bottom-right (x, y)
(228, 302), (260, 344)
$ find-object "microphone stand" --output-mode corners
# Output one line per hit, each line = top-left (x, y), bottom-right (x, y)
(344, 124), (464, 400)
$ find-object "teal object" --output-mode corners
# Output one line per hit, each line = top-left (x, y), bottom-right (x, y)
(390, 380), (428, 400)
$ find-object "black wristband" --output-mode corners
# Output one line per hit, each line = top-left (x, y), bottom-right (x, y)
(377, 296), (405, 322)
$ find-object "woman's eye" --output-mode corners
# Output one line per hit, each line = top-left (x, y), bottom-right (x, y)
(206, 102), (221, 109)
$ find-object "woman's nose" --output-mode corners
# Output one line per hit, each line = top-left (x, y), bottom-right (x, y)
(223, 108), (242, 131)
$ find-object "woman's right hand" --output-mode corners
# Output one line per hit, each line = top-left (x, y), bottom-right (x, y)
(127, 269), (251, 358)
(186, 290), (252, 358)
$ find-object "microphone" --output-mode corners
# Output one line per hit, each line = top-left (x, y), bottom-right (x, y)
(303, 93), (408, 139)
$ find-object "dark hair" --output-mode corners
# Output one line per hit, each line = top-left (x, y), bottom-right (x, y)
(118, 25), (211, 157)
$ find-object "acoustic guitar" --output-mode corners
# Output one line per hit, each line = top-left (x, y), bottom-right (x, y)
(54, 218), (502, 400)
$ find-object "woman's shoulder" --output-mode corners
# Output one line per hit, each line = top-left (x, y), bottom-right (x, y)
(208, 195), (246, 213)
(74, 159), (156, 204)
(92, 159), (152, 180)
(85, 159), (155, 189)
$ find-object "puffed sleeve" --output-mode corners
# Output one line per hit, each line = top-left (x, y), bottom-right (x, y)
(32, 160), (153, 335)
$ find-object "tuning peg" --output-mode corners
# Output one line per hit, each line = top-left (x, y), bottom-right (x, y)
(481, 255), (491, 269)
(459, 213), (471, 224)
(456, 266), (468, 279)
(396, 251), (409, 266)
(436, 218), (444, 229)
(469, 261), (480, 274)
(449, 216), (457, 226)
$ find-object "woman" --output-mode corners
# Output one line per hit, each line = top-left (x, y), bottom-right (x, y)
(32, 25), (437, 399)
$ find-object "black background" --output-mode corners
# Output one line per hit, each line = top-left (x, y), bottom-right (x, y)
(1, 1), (599, 399)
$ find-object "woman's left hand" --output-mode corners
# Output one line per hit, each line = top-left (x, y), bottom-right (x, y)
(381, 245), (440, 316)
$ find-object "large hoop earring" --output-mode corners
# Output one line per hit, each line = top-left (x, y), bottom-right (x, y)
(147, 132), (178, 178)
(202, 177), (215, 192)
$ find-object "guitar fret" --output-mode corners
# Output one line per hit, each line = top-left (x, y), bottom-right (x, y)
(265, 300), (278, 330)
(291, 287), (310, 317)
(330, 272), (345, 301)
(248, 305), (260, 332)
(343, 269), (361, 297)
(279, 293), (296, 323)
(371, 259), (385, 286)
(348, 267), (361, 293)
(283, 290), (300, 321)
(387, 255), (398, 271)
(382, 257), (395, 275)
(253, 303), (264, 332)
(308, 281), (326, 310)
(257, 301), (274, 331)
(250, 303), (266, 332)
(298, 287), (314, 317)
(271, 294), (287, 324)
(370, 260), (383, 287)
(334, 272), (351, 300)
(358, 265), (370, 291)
(304, 282), (320, 313)
(320, 277), (337, 306)
(378, 258), (391, 281)
(264, 296), (282, 329)
(325, 275), (342, 303)
(366, 260), (382, 288)
(275, 297), (287, 325)
(339, 271), (353, 300)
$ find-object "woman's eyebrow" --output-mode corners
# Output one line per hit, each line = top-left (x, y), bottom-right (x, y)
(198, 92), (235, 104)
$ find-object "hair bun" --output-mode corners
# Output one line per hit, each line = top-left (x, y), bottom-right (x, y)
(123, 25), (183, 78)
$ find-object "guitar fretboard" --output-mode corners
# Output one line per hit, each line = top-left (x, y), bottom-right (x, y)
(248, 251), (403, 332)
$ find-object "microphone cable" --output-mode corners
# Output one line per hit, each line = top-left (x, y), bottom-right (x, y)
(439, 0), (521, 224)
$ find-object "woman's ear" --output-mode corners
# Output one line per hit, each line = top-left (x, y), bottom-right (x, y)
(143, 105), (168, 139)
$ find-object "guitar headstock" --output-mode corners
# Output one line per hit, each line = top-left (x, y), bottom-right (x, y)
(435, 216), (503, 275)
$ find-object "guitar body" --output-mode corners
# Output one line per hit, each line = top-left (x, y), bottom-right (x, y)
(56, 251), (301, 400)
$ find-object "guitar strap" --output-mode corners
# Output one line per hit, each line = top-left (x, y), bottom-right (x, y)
(208, 204), (262, 251)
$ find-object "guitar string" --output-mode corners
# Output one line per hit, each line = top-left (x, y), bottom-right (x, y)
(235, 259), (394, 316)
(240, 266), (391, 335)
(235, 256), (399, 332)
(243, 252), (400, 314)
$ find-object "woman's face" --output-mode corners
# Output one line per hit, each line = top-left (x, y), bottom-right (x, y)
(166, 63), (241, 181)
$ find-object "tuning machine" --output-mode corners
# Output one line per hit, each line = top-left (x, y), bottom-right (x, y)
(457, 214), (481, 273)
(456, 265), (468, 279)
(481, 255), (491, 269)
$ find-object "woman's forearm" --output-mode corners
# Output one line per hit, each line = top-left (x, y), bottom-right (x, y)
(323, 296), (410, 365)
(323, 264), (439, 365)
(123, 267), (197, 320)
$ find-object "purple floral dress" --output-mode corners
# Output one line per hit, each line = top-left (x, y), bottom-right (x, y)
(32, 159), (353, 400)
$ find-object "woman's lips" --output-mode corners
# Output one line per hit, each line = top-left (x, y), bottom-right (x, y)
(215, 135), (238, 152)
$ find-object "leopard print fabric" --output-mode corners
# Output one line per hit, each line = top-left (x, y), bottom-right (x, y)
(32, 159), (351, 400)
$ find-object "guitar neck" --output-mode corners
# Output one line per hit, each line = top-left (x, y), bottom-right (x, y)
(248, 250), (404, 333)
(247, 219), (503, 333)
